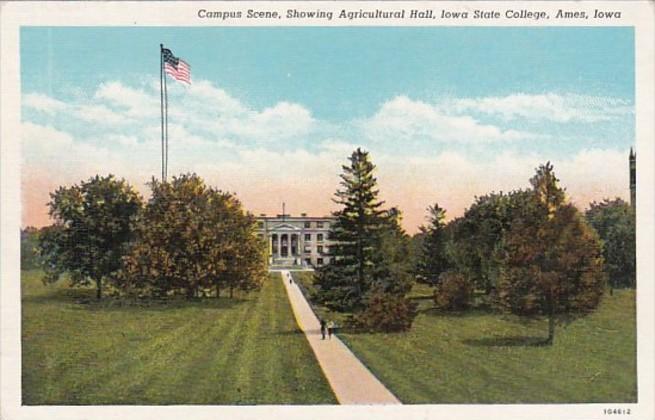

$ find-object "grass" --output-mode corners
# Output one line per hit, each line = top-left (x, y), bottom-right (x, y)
(22, 270), (336, 405)
(293, 272), (637, 404)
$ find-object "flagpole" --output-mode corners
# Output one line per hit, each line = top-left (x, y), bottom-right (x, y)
(164, 55), (169, 182)
(159, 44), (165, 183)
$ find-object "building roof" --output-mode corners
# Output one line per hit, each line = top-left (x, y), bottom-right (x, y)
(255, 214), (336, 221)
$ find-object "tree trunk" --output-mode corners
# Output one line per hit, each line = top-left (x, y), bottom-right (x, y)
(216, 284), (220, 298)
(546, 311), (555, 345)
(229, 286), (234, 299)
(96, 278), (102, 300)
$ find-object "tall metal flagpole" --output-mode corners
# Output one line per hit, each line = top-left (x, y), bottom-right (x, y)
(159, 44), (165, 182)
(163, 55), (169, 182)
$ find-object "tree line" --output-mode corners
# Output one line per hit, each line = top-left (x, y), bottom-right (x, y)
(22, 148), (635, 343)
(313, 149), (635, 343)
(35, 173), (267, 300)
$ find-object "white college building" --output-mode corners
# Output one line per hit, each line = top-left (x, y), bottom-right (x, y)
(256, 212), (336, 268)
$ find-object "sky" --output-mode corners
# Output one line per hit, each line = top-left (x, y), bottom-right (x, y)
(21, 27), (635, 233)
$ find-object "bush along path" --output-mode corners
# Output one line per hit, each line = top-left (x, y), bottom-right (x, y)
(279, 270), (401, 405)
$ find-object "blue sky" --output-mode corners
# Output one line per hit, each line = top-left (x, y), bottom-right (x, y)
(21, 27), (635, 231)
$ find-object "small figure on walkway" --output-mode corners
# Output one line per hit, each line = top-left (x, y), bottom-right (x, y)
(320, 319), (327, 340)
(288, 272), (293, 284)
(327, 320), (335, 339)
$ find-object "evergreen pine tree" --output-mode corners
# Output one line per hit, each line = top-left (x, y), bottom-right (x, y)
(415, 203), (449, 286)
(315, 148), (386, 310)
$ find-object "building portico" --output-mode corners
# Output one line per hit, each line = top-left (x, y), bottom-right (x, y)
(256, 213), (335, 268)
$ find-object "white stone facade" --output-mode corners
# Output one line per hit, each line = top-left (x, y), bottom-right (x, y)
(255, 214), (336, 268)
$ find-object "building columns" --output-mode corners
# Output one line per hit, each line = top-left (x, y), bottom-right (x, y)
(277, 234), (281, 257)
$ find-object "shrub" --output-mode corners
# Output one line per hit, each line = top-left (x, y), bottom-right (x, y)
(434, 271), (473, 311)
(355, 288), (418, 332)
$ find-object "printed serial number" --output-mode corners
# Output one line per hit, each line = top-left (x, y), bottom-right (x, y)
(603, 409), (631, 415)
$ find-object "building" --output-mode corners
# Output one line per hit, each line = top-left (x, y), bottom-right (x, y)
(629, 148), (636, 210)
(256, 212), (336, 268)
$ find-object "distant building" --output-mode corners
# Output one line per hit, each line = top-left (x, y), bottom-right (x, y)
(629, 148), (636, 210)
(255, 212), (336, 268)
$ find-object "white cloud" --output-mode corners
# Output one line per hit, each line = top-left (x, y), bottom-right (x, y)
(224, 101), (314, 140)
(74, 104), (131, 125)
(21, 82), (633, 231)
(94, 81), (160, 119)
(363, 96), (539, 143)
(450, 93), (633, 123)
(23, 93), (67, 114)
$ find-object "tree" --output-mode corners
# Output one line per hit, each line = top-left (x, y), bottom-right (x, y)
(39, 175), (142, 299)
(496, 163), (605, 345)
(355, 286), (418, 332)
(449, 193), (514, 295)
(586, 198), (636, 290)
(315, 148), (387, 310)
(415, 203), (449, 287)
(371, 207), (414, 296)
(120, 174), (267, 298)
(434, 271), (473, 311)
(21, 227), (42, 270)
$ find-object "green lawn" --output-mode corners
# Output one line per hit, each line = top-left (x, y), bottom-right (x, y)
(22, 270), (336, 405)
(293, 271), (637, 404)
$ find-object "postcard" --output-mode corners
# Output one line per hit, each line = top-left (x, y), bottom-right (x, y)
(1, 1), (653, 419)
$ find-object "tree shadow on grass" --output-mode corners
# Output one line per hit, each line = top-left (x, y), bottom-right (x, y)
(23, 287), (248, 313)
(462, 335), (550, 347)
(275, 328), (306, 336)
(419, 306), (500, 318)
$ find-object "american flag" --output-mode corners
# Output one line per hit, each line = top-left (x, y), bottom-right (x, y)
(162, 48), (191, 84)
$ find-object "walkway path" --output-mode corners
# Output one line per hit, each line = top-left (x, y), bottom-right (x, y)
(278, 270), (401, 405)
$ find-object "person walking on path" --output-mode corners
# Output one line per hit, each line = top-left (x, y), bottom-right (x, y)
(327, 320), (335, 339)
(288, 272), (293, 284)
(320, 319), (327, 340)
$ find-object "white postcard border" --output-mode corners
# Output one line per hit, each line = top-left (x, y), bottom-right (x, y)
(1, 2), (653, 419)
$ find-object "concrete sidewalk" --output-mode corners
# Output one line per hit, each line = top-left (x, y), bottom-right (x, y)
(279, 270), (401, 405)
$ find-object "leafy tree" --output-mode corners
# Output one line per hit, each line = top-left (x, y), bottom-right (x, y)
(586, 198), (636, 290)
(449, 193), (513, 295)
(120, 174), (266, 298)
(21, 227), (42, 270)
(415, 203), (449, 287)
(39, 175), (142, 299)
(370, 207), (414, 295)
(496, 163), (605, 345)
(208, 192), (268, 298)
(434, 271), (473, 311)
(355, 286), (418, 332)
(315, 148), (387, 310)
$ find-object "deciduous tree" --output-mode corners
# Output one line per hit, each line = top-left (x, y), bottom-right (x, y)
(496, 163), (605, 345)
(39, 175), (142, 299)
(120, 174), (266, 298)
(586, 198), (636, 290)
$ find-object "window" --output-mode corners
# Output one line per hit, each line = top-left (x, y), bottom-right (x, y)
(317, 245), (323, 254)
(257, 221), (264, 228)
(316, 221), (324, 228)
(317, 233), (324, 242)
(317, 258), (324, 266)
(304, 221), (311, 228)
(304, 246), (311, 254)
(304, 233), (311, 241)
(305, 258), (312, 266)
